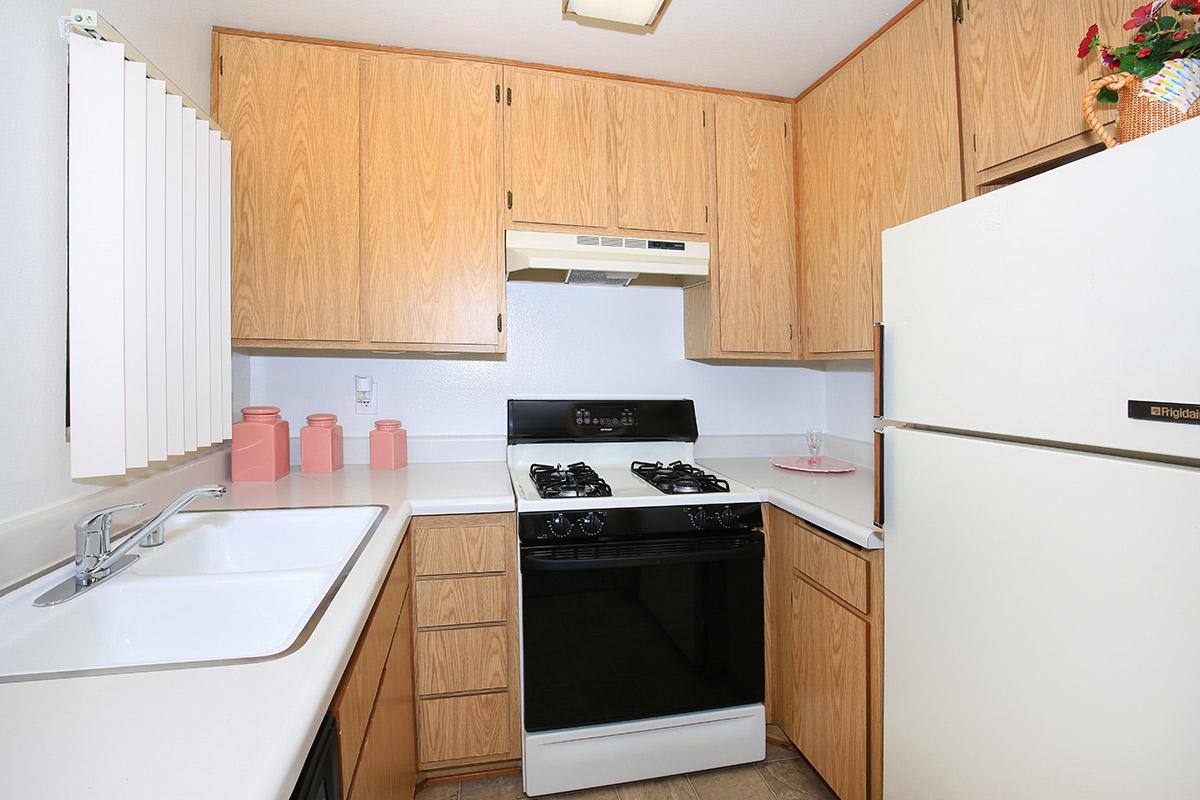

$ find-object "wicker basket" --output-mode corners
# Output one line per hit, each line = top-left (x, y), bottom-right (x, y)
(1084, 72), (1200, 148)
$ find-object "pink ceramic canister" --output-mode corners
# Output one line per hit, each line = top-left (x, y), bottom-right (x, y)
(369, 420), (408, 470)
(231, 406), (290, 482)
(300, 413), (344, 473)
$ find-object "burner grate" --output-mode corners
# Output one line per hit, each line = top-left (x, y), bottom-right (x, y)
(630, 460), (730, 495)
(529, 462), (613, 499)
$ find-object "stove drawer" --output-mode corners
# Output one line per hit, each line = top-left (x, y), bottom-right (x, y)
(415, 575), (507, 628)
(416, 625), (509, 695)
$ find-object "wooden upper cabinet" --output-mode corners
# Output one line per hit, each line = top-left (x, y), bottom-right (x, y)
(360, 55), (503, 347)
(505, 68), (612, 228)
(962, 0), (1127, 176)
(609, 84), (710, 235)
(713, 96), (797, 355)
(217, 35), (361, 341)
(799, 61), (875, 356)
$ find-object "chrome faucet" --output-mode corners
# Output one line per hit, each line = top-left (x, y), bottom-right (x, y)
(34, 485), (227, 607)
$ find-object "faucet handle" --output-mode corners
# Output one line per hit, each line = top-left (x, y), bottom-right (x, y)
(75, 502), (146, 536)
(74, 502), (145, 577)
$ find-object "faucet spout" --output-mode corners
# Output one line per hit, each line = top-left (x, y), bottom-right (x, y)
(93, 485), (227, 573)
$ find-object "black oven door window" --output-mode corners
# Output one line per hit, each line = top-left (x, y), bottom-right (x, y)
(520, 534), (764, 732)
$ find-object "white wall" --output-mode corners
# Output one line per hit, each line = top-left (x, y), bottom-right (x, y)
(251, 282), (828, 443)
(825, 361), (876, 443)
(0, 1), (228, 526)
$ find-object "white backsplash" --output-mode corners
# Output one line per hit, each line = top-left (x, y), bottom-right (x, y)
(250, 282), (836, 451)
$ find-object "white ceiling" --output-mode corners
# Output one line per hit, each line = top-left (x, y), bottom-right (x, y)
(210, 0), (916, 97)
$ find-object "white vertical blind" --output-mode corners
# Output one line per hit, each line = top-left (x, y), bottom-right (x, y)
(220, 140), (233, 439)
(68, 33), (232, 478)
(145, 79), (168, 462)
(123, 60), (148, 469)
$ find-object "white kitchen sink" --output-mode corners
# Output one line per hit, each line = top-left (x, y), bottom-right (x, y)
(0, 505), (385, 682)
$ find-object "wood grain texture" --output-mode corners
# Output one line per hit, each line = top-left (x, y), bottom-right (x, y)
(791, 574), (869, 800)
(505, 67), (613, 228)
(414, 575), (507, 628)
(418, 692), (512, 764)
(713, 96), (797, 355)
(610, 83), (710, 234)
(216, 35), (361, 341)
(862, 0), (962, 323)
(763, 505), (794, 726)
(794, 523), (870, 615)
(799, 60), (875, 355)
(416, 626), (508, 696)
(212, 26), (793, 104)
(331, 537), (411, 792)
(413, 522), (510, 576)
(360, 54), (503, 347)
(962, 0), (1126, 172)
(346, 592), (417, 800)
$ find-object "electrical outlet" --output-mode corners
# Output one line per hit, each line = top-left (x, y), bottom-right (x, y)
(354, 377), (377, 416)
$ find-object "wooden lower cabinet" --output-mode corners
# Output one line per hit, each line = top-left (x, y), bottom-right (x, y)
(331, 536), (416, 799)
(410, 513), (522, 771)
(767, 506), (883, 800)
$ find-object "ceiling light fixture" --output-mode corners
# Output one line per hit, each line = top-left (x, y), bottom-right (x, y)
(562, 0), (670, 28)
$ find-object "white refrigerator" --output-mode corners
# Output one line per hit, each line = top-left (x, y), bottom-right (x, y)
(880, 117), (1200, 800)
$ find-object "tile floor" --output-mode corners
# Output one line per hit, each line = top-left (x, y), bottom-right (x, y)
(415, 729), (837, 800)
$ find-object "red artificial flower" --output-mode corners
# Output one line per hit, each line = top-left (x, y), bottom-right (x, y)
(1101, 48), (1122, 68)
(1138, 46), (1153, 57)
(1171, 0), (1198, 12)
(1135, 33), (1147, 42)
(1078, 23), (1100, 58)
(1125, 0), (1168, 29)
(1177, 30), (1190, 40)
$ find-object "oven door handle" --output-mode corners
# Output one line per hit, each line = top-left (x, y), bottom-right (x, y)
(520, 539), (764, 572)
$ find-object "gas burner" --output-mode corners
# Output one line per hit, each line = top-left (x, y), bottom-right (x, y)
(529, 462), (613, 499)
(631, 461), (730, 495)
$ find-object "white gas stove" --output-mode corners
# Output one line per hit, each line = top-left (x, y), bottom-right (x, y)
(507, 399), (766, 797)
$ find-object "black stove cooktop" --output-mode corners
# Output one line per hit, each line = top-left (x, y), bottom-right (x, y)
(529, 462), (613, 499)
(631, 460), (730, 495)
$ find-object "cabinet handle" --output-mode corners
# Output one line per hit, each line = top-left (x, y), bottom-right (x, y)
(873, 322), (884, 419)
(506, 191), (513, 210)
(495, 84), (500, 103)
(873, 429), (885, 529)
(506, 87), (512, 106)
(497, 313), (503, 333)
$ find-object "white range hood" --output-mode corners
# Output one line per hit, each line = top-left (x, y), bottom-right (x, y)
(505, 230), (709, 288)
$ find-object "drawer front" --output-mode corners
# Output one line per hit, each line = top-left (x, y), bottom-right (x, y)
(418, 692), (511, 764)
(794, 523), (869, 614)
(413, 523), (509, 576)
(416, 625), (508, 696)
(414, 575), (507, 628)
(331, 536), (412, 788)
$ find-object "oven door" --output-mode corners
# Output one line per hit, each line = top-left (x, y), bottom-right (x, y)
(520, 532), (764, 733)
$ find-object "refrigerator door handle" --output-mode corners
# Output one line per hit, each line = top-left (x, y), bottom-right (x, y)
(874, 428), (885, 529)
(873, 323), (884, 420)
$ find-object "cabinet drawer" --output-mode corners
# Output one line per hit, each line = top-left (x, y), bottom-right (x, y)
(413, 524), (509, 576)
(793, 523), (869, 614)
(331, 536), (412, 789)
(416, 626), (508, 696)
(418, 692), (512, 764)
(414, 575), (507, 628)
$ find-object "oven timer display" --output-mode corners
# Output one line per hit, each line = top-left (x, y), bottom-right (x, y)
(574, 406), (637, 429)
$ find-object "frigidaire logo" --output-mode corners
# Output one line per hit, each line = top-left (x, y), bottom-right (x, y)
(1128, 400), (1200, 426)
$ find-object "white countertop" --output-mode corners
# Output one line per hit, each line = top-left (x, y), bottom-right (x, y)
(700, 458), (883, 549)
(0, 462), (515, 800)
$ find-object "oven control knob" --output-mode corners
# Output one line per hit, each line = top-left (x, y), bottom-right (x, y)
(717, 506), (736, 528)
(579, 511), (606, 536)
(688, 506), (710, 529)
(547, 513), (573, 537)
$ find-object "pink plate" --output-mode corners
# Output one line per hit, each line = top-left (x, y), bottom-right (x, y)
(771, 456), (856, 474)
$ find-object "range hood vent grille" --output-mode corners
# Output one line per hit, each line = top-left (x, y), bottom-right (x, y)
(507, 231), (709, 289)
(565, 269), (637, 287)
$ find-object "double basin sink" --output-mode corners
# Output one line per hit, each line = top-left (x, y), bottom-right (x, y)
(0, 506), (385, 682)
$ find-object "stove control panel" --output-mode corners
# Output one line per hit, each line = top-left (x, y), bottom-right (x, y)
(518, 503), (762, 544)
(542, 510), (608, 539)
(574, 405), (637, 431)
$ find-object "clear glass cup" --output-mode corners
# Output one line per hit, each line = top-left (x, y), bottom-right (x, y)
(806, 430), (823, 465)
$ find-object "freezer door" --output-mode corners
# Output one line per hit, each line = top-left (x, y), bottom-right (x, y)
(881, 118), (1200, 460)
(883, 427), (1200, 800)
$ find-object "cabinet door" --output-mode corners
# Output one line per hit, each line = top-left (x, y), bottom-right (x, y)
(863, 0), (962, 323)
(218, 36), (361, 341)
(963, 0), (1127, 172)
(791, 576), (869, 800)
(361, 55), (503, 347)
(505, 68), (612, 228)
(714, 97), (797, 355)
(347, 594), (417, 800)
(799, 62), (875, 355)
(610, 84), (709, 234)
